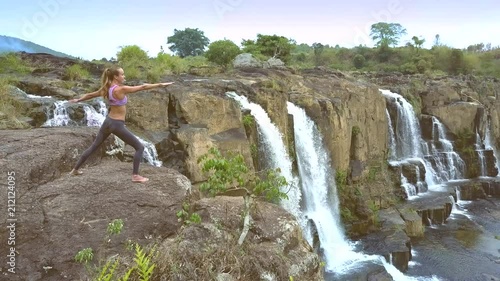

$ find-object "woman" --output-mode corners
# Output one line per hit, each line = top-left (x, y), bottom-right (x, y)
(69, 66), (174, 183)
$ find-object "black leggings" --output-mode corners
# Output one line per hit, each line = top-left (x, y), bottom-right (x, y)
(74, 117), (144, 174)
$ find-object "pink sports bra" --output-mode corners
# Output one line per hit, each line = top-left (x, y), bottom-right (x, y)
(108, 85), (128, 106)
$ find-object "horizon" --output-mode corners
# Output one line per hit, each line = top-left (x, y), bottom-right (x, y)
(1, 0), (499, 60)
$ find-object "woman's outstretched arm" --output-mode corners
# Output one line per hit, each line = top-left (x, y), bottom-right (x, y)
(117, 82), (174, 95)
(69, 89), (103, 103)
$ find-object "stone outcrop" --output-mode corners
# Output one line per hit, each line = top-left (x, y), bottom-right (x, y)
(0, 128), (322, 280)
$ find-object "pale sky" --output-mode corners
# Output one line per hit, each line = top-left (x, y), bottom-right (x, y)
(1, 0), (499, 60)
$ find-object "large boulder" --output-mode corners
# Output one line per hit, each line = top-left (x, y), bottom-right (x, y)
(0, 128), (190, 281)
(233, 53), (263, 68)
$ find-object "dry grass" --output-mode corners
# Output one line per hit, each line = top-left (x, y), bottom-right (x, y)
(152, 225), (290, 281)
(0, 76), (30, 129)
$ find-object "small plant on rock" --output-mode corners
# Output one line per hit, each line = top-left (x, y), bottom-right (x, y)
(198, 147), (288, 245)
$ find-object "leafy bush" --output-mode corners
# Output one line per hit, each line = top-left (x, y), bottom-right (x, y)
(117, 45), (149, 64)
(205, 39), (241, 67)
(353, 54), (366, 69)
(63, 64), (90, 81)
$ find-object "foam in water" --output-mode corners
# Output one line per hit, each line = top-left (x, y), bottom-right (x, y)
(43, 101), (73, 127)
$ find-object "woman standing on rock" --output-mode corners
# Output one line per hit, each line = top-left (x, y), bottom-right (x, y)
(68, 66), (174, 183)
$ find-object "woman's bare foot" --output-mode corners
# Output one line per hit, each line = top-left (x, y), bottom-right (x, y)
(132, 175), (149, 183)
(69, 169), (83, 176)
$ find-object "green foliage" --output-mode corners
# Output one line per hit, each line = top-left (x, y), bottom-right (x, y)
(253, 169), (289, 203)
(261, 79), (283, 91)
(75, 248), (94, 263)
(411, 36), (426, 52)
(96, 259), (121, 281)
(335, 170), (347, 193)
(242, 114), (254, 127)
(352, 125), (361, 136)
(63, 64), (90, 81)
(176, 202), (201, 225)
(454, 127), (475, 155)
(107, 219), (124, 235)
(117, 45), (149, 64)
(242, 34), (295, 63)
(197, 147), (288, 202)
(449, 48), (465, 74)
(198, 147), (248, 196)
(0, 76), (30, 129)
(0, 53), (31, 73)
(370, 22), (407, 47)
(205, 39), (241, 67)
(353, 54), (365, 69)
(134, 244), (157, 281)
(167, 28), (210, 58)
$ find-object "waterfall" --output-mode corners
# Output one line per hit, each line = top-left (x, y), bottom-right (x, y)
(483, 118), (500, 174)
(428, 117), (465, 181)
(382, 89), (465, 196)
(226, 93), (441, 280)
(386, 109), (397, 161)
(381, 89), (437, 192)
(226, 92), (303, 221)
(84, 100), (107, 127)
(42, 99), (161, 167)
(287, 102), (368, 272)
(43, 100), (74, 127)
(475, 130), (487, 176)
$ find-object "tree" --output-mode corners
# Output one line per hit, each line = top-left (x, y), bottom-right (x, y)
(242, 34), (295, 62)
(204, 39), (241, 67)
(198, 147), (288, 245)
(411, 36), (425, 53)
(433, 34), (441, 47)
(167, 28), (210, 58)
(370, 22), (407, 47)
(449, 48), (465, 74)
(312, 42), (324, 66)
(116, 45), (149, 63)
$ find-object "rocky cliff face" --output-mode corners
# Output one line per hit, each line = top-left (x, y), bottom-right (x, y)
(3, 53), (500, 278)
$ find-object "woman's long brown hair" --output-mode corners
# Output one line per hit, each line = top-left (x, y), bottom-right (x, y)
(100, 66), (120, 99)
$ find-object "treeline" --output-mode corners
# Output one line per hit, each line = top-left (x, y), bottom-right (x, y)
(110, 25), (500, 80)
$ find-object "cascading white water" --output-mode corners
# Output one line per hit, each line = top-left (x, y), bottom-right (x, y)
(386, 109), (397, 161)
(43, 99), (161, 166)
(226, 92), (303, 221)
(287, 102), (370, 272)
(382, 90), (465, 197)
(381, 89), (437, 192)
(475, 131), (487, 176)
(429, 117), (465, 181)
(43, 100), (73, 127)
(84, 100), (107, 127)
(483, 119), (500, 175)
(226, 92), (441, 280)
(287, 102), (441, 279)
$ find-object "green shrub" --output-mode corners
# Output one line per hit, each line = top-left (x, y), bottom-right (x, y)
(0, 53), (31, 73)
(353, 54), (366, 69)
(63, 64), (90, 81)
(117, 45), (149, 64)
(205, 39), (241, 67)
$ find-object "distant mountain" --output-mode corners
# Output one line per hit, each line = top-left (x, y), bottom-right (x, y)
(0, 35), (74, 58)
